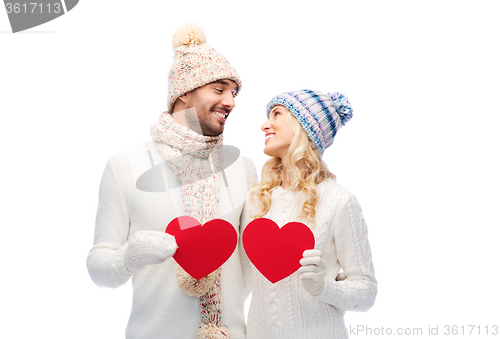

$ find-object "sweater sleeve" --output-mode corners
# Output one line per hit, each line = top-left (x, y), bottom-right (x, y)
(314, 191), (377, 312)
(86, 160), (133, 288)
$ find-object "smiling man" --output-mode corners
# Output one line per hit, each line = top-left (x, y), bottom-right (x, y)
(173, 79), (238, 136)
(87, 24), (257, 339)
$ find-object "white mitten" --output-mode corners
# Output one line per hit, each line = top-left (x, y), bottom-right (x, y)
(298, 249), (327, 296)
(123, 230), (177, 273)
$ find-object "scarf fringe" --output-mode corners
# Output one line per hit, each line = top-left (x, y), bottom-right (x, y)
(177, 266), (215, 297)
(197, 324), (231, 339)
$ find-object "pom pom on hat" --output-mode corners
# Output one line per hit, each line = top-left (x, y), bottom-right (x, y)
(266, 89), (353, 154)
(171, 23), (207, 49)
(328, 92), (353, 126)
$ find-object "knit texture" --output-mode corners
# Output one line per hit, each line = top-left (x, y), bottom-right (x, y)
(151, 112), (228, 338)
(167, 23), (241, 113)
(151, 112), (223, 222)
(123, 230), (177, 273)
(87, 139), (257, 339)
(266, 90), (353, 154)
(242, 179), (377, 339)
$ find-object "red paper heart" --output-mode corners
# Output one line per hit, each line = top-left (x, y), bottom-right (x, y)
(243, 218), (315, 283)
(166, 216), (237, 280)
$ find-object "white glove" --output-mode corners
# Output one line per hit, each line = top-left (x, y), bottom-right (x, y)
(123, 230), (177, 273)
(298, 249), (327, 296)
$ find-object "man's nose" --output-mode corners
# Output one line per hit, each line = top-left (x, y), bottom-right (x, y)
(221, 92), (235, 110)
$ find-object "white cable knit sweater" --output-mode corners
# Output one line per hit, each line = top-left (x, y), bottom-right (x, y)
(86, 140), (257, 339)
(241, 179), (377, 339)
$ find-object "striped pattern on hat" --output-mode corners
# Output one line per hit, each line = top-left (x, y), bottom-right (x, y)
(167, 23), (242, 113)
(266, 89), (353, 154)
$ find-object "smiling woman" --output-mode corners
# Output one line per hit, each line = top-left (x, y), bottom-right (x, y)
(261, 105), (296, 161)
(241, 89), (375, 339)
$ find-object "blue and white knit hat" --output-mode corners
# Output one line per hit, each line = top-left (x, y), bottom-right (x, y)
(266, 89), (353, 154)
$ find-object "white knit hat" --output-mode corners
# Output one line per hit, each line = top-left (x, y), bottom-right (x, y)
(167, 23), (242, 112)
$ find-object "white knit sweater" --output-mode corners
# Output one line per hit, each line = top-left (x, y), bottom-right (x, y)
(242, 179), (377, 339)
(86, 140), (257, 339)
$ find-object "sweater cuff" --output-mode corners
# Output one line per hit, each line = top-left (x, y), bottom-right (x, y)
(114, 243), (135, 277)
(314, 276), (340, 305)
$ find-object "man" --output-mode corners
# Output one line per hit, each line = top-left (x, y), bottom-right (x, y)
(87, 23), (257, 339)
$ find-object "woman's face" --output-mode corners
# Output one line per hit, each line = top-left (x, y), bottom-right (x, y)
(261, 105), (295, 159)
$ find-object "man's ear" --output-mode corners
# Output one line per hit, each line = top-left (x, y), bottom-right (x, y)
(178, 92), (191, 104)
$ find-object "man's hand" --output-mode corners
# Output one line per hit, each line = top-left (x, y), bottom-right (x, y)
(123, 230), (177, 273)
(298, 249), (327, 296)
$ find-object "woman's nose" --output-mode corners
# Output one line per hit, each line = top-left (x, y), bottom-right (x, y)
(261, 118), (271, 131)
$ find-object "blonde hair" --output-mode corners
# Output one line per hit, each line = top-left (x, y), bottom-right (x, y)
(249, 110), (336, 224)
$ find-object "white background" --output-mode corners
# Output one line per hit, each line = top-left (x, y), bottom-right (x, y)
(1, 1), (499, 338)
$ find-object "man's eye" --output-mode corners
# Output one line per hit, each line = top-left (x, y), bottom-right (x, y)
(215, 88), (223, 93)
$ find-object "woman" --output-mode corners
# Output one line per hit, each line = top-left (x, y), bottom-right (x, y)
(242, 90), (377, 339)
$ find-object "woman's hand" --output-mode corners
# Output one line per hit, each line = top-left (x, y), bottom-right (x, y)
(298, 249), (327, 296)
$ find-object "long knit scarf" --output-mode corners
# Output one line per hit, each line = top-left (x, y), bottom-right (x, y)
(151, 112), (230, 339)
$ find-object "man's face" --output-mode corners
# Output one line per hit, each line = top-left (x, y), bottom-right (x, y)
(182, 80), (238, 136)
